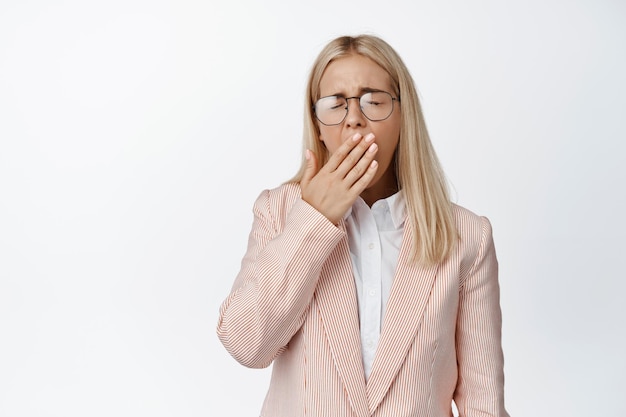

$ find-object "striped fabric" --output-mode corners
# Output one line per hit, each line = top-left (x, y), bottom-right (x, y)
(217, 183), (509, 417)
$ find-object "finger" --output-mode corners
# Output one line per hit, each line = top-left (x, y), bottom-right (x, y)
(334, 133), (376, 178)
(322, 133), (363, 172)
(344, 142), (378, 186)
(301, 149), (318, 188)
(350, 159), (379, 194)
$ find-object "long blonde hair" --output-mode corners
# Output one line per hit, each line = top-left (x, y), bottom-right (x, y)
(289, 34), (457, 265)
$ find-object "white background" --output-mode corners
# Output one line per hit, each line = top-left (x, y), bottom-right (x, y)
(1, 0), (625, 416)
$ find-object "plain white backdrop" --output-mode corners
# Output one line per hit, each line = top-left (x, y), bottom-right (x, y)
(1, 0), (624, 416)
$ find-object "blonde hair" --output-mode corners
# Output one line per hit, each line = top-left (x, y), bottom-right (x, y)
(289, 34), (457, 265)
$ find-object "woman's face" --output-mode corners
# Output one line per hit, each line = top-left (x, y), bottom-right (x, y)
(317, 54), (401, 191)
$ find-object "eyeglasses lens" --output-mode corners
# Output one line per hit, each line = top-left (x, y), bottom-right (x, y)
(314, 92), (395, 126)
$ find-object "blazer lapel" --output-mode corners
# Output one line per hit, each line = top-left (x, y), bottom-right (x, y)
(314, 220), (369, 417)
(366, 222), (440, 414)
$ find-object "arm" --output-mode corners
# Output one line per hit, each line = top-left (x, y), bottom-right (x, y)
(454, 217), (510, 417)
(216, 190), (344, 368)
(218, 134), (380, 368)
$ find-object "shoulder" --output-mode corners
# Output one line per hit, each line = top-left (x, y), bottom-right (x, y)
(451, 203), (495, 265)
(267, 181), (301, 200)
(452, 203), (492, 236)
(254, 182), (301, 211)
(252, 182), (337, 237)
(251, 182), (303, 223)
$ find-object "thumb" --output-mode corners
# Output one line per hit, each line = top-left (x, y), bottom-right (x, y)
(301, 149), (318, 187)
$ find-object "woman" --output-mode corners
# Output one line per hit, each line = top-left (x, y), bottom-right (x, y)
(217, 34), (509, 417)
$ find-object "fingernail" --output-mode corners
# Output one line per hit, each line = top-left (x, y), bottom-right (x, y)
(352, 133), (362, 141)
(365, 133), (375, 142)
(368, 143), (378, 153)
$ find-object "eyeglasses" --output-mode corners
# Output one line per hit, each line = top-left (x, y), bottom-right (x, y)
(313, 91), (400, 126)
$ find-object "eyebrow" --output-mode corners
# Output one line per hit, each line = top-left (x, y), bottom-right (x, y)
(327, 87), (387, 97)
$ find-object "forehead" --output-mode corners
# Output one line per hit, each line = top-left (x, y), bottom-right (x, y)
(319, 54), (393, 96)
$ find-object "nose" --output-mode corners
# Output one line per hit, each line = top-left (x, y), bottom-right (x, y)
(344, 97), (366, 128)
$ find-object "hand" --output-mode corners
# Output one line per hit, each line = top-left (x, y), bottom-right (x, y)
(300, 133), (379, 224)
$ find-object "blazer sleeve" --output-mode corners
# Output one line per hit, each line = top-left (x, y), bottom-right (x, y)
(454, 217), (510, 417)
(216, 189), (345, 368)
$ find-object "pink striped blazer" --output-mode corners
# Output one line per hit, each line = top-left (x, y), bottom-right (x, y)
(217, 183), (509, 417)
